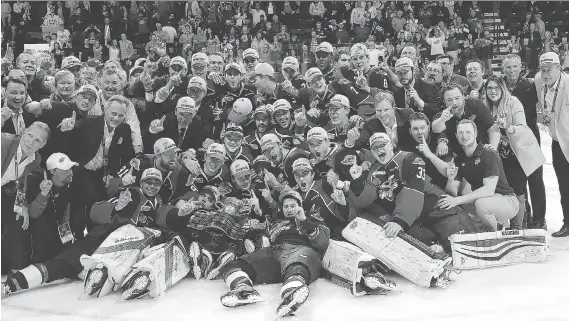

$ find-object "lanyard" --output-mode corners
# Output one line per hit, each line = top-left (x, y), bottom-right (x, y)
(543, 79), (561, 114)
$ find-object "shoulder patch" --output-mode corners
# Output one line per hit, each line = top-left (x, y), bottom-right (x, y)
(341, 154), (357, 166)
(412, 157), (426, 166)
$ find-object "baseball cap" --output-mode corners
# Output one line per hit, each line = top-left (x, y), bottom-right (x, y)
(46, 152), (78, 171)
(224, 62), (242, 73)
(154, 137), (179, 155)
(306, 127), (329, 143)
(228, 98), (253, 122)
(395, 57), (414, 72)
(282, 56), (299, 71)
(243, 48), (260, 60)
(230, 159), (250, 176)
(188, 76), (207, 91)
(369, 132), (392, 148)
(191, 52), (209, 66)
(253, 104), (272, 118)
(260, 133), (281, 152)
(253, 155), (271, 167)
(326, 94), (350, 110)
(176, 96), (197, 112)
(279, 189), (302, 204)
(206, 143), (226, 160)
(141, 168), (163, 183)
(272, 99), (291, 114)
(292, 158), (313, 173)
(61, 56), (81, 69)
(539, 52), (560, 67)
(305, 68), (323, 83)
(255, 63), (275, 77)
(316, 42), (334, 54)
(76, 84), (98, 99)
(224, 123), (244, 138)
(170, 56), (188, 70)
(201, 185), (220, 203)
(129, 66), (144, 77)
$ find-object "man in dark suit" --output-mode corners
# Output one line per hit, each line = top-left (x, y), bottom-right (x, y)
(345, 90), (415, 152)
(63, 95), (135, 238)
(1, 77), (36, 135)
(393, 57), (442, 121)
(1, 122), (50, 272)
(145, 97), (207, 154)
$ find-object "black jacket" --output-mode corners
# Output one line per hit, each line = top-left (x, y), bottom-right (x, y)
(394, 78), (442, 120)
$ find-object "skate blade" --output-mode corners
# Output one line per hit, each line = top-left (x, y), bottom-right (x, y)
(220, 294), (264, 307)
(274, 287), (309, 321)
(363, 276), (400, 295)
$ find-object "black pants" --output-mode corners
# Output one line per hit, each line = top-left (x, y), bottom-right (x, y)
(525, 130), (547, 222)
(71, 168), (106, 238)
(29, 214), (66, 264)
(552, 140), (569, 226)
(1, 194), (30, 271)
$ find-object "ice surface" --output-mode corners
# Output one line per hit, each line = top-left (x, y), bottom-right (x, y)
(2, 131), (568, 321)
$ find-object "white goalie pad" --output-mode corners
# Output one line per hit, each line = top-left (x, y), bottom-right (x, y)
(323, 240), (395, 296)
(342, 217), (452, 288)
(449, 229), (548, 270)
(79, 225), (162, 297)
(121, 236), (192, 299)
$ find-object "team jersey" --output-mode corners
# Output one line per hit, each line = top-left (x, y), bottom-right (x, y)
(186, 160), (230, 192)
(265, 147), (310, 187)
(224, 145), (254, 168)
(244, 131), (265, 157)
(309, 142), (343, 179)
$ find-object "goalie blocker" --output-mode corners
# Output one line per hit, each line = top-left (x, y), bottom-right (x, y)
(342, 215), (453, 288)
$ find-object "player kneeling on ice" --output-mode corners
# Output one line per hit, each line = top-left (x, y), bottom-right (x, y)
(218, 190), (331, 319)
(1, 168), (182, 300)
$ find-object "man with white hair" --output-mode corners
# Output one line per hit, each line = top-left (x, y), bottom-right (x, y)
(534, 52), (569, 237)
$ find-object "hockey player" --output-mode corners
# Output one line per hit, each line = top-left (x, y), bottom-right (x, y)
(305, 126), (344, 179)
(259, 133), (310, 188)
(270, 99), (307, 149)
(183, 143), (230, 192)
(242, 48), (260, 86)
(244, 105), (273, 156)
(281, 56), (307, 93)
(221, 124), (254, 167)
(322, 94), (365, 144)
(254, 63), (301, 108)
(218, 190), (330, 319)
(1, 168), (175, 299)
(291, 158), (352, 238)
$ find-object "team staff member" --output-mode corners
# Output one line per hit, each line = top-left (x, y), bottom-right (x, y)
(502, 54), (546, 229)
(431, 83), (500, 158)
(534, 52), (569, 237)
(432, 119), (519, 232)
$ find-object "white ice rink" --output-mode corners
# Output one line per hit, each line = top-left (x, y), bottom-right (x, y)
(2, 131), (568, 321)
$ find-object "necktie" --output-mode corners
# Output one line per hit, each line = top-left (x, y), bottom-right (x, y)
(178, 127), (187, 147)
(14, 112), (26, 135)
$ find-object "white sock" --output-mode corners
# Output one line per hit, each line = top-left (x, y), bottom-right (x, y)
(20, 265), (43, 289)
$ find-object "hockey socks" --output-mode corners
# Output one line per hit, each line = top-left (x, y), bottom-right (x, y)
(275, 276), (310, 320)
(2, 264), (48, 298)
(220, 270), (262, 307)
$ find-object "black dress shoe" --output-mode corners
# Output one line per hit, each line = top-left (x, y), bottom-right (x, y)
(531, 220), (547, 230)
(552, 225), (569, 237)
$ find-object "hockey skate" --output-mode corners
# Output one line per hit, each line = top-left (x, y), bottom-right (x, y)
(274, 285), (310, 320)
(117, 270), (151, 301)
(361, 271), (399, 295)
(189, 242), (213, 280)
(220, 284), (263, 307)
(206, 251), (236, 280)
(80, 264), (109, 299)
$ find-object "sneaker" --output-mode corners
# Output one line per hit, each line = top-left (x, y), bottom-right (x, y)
(274, 285), (310, 319)
(118, 271), (151, 301)
(206, 251), (236, 280)
(220, 285), (263, 307)
(1, 282), (12, 299)
(82, 264), (108, 297)
(244, 239), (256, 253)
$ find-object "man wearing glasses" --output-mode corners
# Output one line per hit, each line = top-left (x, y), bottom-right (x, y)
(535, 52), (569, 237)
(423, 61), (444, 88)
(393, 57), (442, 120)
(437, 54), (469, 89)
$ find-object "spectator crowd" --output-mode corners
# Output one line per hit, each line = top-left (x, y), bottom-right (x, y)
(1, 1), (568, 318)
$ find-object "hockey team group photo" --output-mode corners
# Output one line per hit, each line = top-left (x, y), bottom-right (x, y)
(0, 1), (568, 320)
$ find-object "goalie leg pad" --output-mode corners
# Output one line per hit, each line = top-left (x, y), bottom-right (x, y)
(342, 216), (452, 288)
(121, 235), (191, 298)
(322, 240), (396, 296)
(80, 225), (161, 297)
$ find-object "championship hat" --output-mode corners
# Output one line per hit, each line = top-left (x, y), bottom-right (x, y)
(539, 52), (560, 67)
(316, 42), (334, 54)
(187, 76), (207, 91)
(206, 143), (226, 160)
(282, 56), (299, 71)
(230, 159), (250, 176)
(176, 97), (197, 112)
(191, 52), (209, 66)
(154, 138), (179, 155)
(260, 133), (281, 152)
(306, 127), (329, 143)
(46, 152), (78, 171)
(304, 68), (324, 83)
(243, 48), (260, 60)
(326, 94), (350, 110)
(170, 56), (188, 70)
(141, 168), (163, 183)
(369, 132), (392, 148)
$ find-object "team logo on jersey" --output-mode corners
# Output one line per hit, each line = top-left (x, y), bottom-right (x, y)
(412, 157), (426, 166)
(350, 164), (363, 180)
(341, 154), (357, 166)
(371, 168), (399, 201)
(277, 173), (285, 184)
(129, 158), (141, 171)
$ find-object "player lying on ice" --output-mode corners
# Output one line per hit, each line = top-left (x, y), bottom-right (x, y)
(1, 168), (191, 300)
